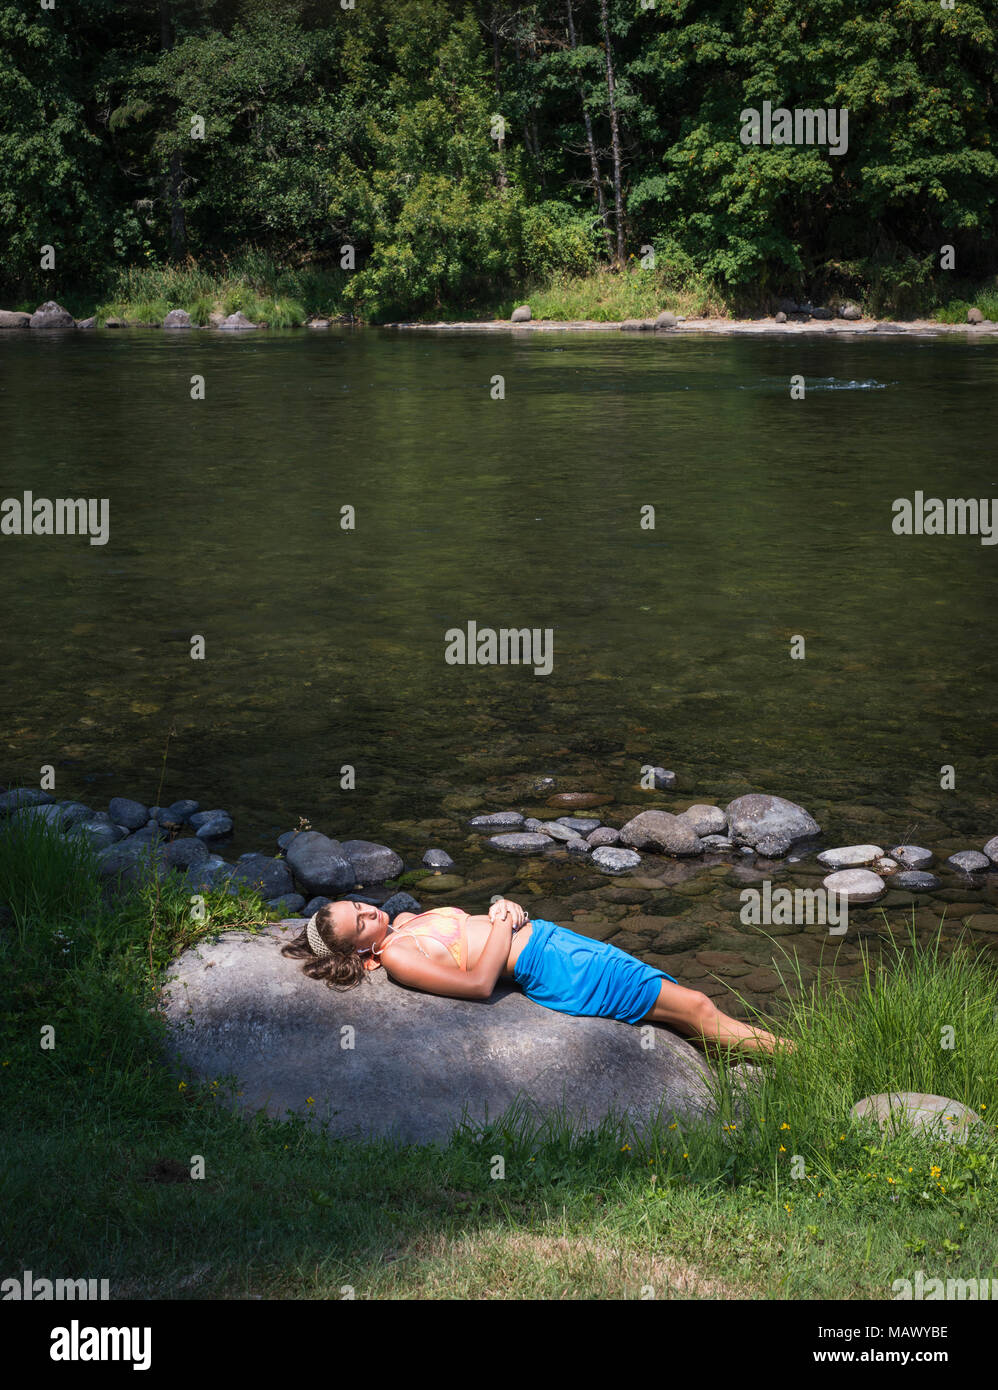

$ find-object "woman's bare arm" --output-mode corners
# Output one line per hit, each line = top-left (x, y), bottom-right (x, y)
(380, 914), (512, 1000)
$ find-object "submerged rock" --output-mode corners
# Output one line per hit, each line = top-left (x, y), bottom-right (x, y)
(893, 871), (941, 892)
(160, 923), (715, 1144)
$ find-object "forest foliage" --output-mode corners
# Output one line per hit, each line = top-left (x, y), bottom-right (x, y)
(1, 0), (996, 317)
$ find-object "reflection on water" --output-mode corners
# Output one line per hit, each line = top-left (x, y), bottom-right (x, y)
(1, 328), (996, 994)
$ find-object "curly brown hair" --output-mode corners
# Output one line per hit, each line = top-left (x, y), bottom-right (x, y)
(280, 902), (366, 991)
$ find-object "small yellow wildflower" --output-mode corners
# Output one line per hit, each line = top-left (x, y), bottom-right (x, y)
(621, 1144), (631, 1151)
(306, 1097), (314, 1105)
(178, 1081), (187, 1091)
(780, 1122), (790, 1130)
(930, 1165), (941, 1178)
(779, 1145), (786, 1152)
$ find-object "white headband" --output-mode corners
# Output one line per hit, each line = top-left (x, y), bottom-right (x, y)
(306, 910), (370, 958)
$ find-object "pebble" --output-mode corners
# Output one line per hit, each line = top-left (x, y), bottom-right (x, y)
(587, 826), (620, 847)
(556, 817), (600, 834)
(468, 812), (525, 829)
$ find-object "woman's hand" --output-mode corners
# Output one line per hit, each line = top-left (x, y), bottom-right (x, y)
(488, 898), (528, 930)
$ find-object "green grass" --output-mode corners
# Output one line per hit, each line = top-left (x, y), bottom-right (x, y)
(933, 289), (998, 324)
(2, 811), (997, 1299)
(93, 252), (334, 326)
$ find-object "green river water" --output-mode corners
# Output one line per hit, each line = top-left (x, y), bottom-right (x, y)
(2, 326), (996, 1002)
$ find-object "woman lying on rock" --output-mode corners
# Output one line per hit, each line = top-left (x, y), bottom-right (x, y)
(282, 898), (792, 1055)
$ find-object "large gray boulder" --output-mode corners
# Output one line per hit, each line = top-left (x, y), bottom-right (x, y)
(724, 794), (820, 857)
(284, 830), (355, 895)
(160, 923), (716, 1144)
(510, 305), (531, 323)
(0, 310), (30, 329)
(163, 309), (193, 328)
(29, 300), (75, 329)
(619, 810), (702, 856)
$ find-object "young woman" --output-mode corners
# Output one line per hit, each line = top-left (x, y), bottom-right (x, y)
(281, 897), (792, 1055)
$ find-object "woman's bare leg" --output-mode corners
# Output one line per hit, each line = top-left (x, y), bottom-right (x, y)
(640, 979), (794, 1055)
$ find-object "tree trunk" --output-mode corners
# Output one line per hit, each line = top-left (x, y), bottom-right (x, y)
(598, 0), (626, 267)
(160, 0), (186, 258)
(567, 0), (613, 259)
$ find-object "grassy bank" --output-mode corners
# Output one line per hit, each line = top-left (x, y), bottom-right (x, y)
(13, 251), (998, 328)
(2, 814), (997, 1300)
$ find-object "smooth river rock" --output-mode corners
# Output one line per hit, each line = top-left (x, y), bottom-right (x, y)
(893, 871), (941, 892)
(486, 832), (555, 855)
(160, 923), (716, 1144)
(339, 839), (404, 883)
(822, 868), (886, 903)
(817, 844), (883, 869)
(890, 845), (934, 870)
(725, 794), (820, 857)
(946, 851), (991, 874)
(468, 812), (524, 829)
(590, 847), (643, 874)
(284, 830), (355, 895)
(678, 804), (726, 837)
(619, 810), (702, 856)
(984, 836), (998, 866)
(851, 1092), (982, 1145)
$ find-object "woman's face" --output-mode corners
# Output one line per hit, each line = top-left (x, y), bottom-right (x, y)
(330, 900), (387, 953)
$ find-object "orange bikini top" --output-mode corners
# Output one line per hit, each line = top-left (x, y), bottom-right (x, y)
(373, 906), (468, 972)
